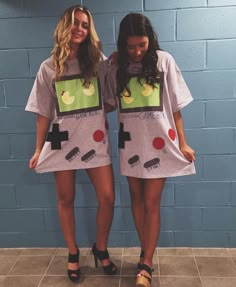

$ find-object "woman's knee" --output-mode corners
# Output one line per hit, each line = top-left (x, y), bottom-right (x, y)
(58, 194), (75, 208)
(129, 188), (143, 203)
(97, 189), (115, 207)
(144, 198), (161, 213)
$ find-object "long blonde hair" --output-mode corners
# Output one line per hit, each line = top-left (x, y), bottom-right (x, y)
(52, 5), (102, 82)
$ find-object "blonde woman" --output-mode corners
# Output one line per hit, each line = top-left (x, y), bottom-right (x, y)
(26, 5), (117, 282)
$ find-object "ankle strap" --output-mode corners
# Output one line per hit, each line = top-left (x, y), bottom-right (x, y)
(68, 249), (80, 263)
(141, 264), (153, 276)
(92, 243), (109, 260)
(140, 250), (144, 258)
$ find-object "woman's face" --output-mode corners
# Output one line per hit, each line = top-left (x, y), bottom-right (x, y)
(126, 36), (149, 63)
(70, 10), (89, 45)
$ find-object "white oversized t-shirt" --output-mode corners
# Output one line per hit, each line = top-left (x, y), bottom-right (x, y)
(25, 57), (111, 173)
(105, 50), (196, 178)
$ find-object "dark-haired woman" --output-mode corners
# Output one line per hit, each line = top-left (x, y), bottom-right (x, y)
(104, 13), (196, 287)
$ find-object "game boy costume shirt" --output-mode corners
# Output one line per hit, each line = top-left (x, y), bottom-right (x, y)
(105, 50), (196, 178)
(25, 57), (111, 173)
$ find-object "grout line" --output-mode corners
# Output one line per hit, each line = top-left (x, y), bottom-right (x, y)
(5, 274), (236, 278)
(6, 253), (22, 276)
(2, 275), (45, 277)
(2, 247), (236, 285)
(156, 248), (161, 287)
(118, 247), (124, 286)
(159, 275), (200, 278)
(159, 275), (236, 279)
(227, 247), (235, 257)
(83, 247), (90, 269)
(84, 250), (89, 265)
(158, 255), (230, 257)
(37, 254), (55, 287)
(193, 253), (204, 287)
(157, 248), (160, 277)
(229, 255), (236, 271)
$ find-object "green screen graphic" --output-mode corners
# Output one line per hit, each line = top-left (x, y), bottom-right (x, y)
(119, 76), (163, 113)
(55, 76), (101, 116)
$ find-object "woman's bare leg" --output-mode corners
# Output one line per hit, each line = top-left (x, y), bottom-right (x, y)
(127, 177), (145, 255)
(54, 170), (78, 271)
(142, 178), (165, 273)
(86, 164), (115, 266)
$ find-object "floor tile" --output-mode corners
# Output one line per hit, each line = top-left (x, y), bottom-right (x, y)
(231, 257), (236, 266)
(81, 276), (120, 287)
(121, 255), (140, 276)
(87, 247), (123, 256)
(120, 275), (159, 287)
(53, 248), (68, 256)
(0, 276), (41, 287)
(195, 257), (236, 277)
(46, 255), (87, 275)
(0, 256), (19, 275)
(21, 248), (56, 256)
(122, 255), (159, 276)
(83, 255), (121, 276)
(0, 249), (22, 256)
(106, 248), (123, 256)
(40, 275), (81, 286)
(123, 247), (142, 256)
(0, 276), (6, 287)
(228, 249), (236, 257)
(1, 247), (236, 286)
(120, 276), (135, 287)
(78, 248), (90, 257)
(201, 277), (236, 287)
(192, 248), (230, 257)
(159, 256), (199, 276)
(8, 256), (52, 275)
(55, 248), (90, 257)
(160, 276), (202, 287)
(123, 247), (157, 256)
(158, 248), (192, 256)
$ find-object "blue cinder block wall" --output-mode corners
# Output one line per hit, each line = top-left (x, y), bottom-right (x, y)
(0, 0), (235, 247)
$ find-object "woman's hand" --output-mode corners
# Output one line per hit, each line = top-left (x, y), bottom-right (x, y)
(108, 51), (118, 64)
(29, 114), (50, 169)
(180, 144), (195, 162)
(29, 150), (41, 169)
(173, 110), (196, 162)
(104, 103), (116, 113)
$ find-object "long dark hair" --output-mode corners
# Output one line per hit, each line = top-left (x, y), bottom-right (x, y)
(117, 13), (161, 96)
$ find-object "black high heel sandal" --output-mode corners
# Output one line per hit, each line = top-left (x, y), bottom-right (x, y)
(67, 249), (80, 282)
(137, 250), (144, 269)
(136, 264), (153, 287)
(92, 243), (117, 275)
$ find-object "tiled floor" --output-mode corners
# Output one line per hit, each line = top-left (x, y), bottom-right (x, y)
(1, 247), (236, 287)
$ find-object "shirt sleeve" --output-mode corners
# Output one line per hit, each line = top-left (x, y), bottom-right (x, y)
(166, 54), (193, 112)
(25, 61), (55, 120)
(98, 60), (117, 107)
(100, 52), (107, 61)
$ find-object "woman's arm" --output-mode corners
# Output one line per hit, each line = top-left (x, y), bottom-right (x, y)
(173, 110), (195, 162)
(104, 102), (116, 113)
(29, 114), (50, 169)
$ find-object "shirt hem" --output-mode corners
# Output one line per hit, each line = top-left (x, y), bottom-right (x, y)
(35, 160), (112, 173)
(120, 168), (196, 179)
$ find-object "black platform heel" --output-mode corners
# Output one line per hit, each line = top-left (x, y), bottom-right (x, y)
(92, 243), (117, 275)
(136, 263), (153, 287)
(137, 250), (144, 269)
(67, 249), (80, 282)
